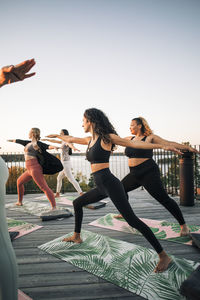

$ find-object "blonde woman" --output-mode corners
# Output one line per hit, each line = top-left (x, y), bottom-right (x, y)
(8, 128), (57, 209)
(114, 117), (198, 236)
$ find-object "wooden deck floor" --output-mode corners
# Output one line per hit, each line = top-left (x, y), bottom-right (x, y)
(6, 190), (200, 300)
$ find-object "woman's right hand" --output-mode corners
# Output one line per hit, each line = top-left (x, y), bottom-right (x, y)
(0, 59), (36, 87)
(7, 139), (15, 143)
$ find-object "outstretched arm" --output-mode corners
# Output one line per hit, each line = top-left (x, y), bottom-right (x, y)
(46, 134), (91, 145)
(0, 59), (36, 87)
(41, 138), (62, 144)
(42, 138), (80, 151)
(152, 135), (199, 153)
(109, 134), (183, 154)
(68, 143), (80, 152)
(48, 145), (60, 151)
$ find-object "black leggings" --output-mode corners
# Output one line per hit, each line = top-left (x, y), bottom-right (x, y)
(73, 168), (163, 254)
(121, 159), (185, 225)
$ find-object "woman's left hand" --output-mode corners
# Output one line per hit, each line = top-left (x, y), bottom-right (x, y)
(162, 145), (183, 155)
(187, 146), (200, 154)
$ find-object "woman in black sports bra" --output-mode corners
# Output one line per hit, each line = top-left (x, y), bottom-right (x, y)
(47, 108), (183, 273)
(114, 117), (198, 237)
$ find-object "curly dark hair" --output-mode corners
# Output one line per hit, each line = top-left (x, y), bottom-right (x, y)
(84, 108), (118, 147)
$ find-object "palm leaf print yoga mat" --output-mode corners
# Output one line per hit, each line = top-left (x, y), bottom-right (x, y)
(7, 218), (42, 239)
(6, 201), (72, 217)
(89, 213), (200, 245)
(38, 230), (199, 300)
(35, 194), (109, 209)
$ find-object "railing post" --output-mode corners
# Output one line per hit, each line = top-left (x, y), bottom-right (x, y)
(179, 151), (194, 206)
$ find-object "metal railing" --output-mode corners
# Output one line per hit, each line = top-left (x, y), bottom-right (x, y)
(1, 147), (200, 196)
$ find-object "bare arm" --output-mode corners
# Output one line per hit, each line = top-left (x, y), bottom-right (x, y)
(109, 134), (183, 154)
(48, 145), (59, 150)
(41, 138), (62, 144)
(46, 134), (91, 145)
(68, 143), (80, 152)
(152, 135), (199, 153)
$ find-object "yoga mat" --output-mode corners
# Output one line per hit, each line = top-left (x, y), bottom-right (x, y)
(89, 213), (200, 245)
(18, 289), (32, 300)
(6, 201), (73, 217)
(35, 194), (109, 209)
(38, 230), (199, 300)
(7, 218), (42, 239)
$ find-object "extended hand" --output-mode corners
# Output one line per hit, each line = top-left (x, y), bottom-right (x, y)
(0, 59), (36, 87)
(162, 145), (183, 155)
(187, 146), (200, 154)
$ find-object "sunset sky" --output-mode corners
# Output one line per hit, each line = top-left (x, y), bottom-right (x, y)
(1, 0), (199, 152)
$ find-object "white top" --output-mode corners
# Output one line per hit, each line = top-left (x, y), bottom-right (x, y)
(60, 142), (70, 162)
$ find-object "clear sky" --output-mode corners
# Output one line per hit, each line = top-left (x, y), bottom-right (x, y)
(1, 0), (199, 153)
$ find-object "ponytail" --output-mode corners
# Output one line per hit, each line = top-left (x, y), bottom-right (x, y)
(133, 117), (153, 136)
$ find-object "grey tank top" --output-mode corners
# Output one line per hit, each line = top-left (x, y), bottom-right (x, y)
(60, 142), (70, 161)
(24, 142), (37, 158)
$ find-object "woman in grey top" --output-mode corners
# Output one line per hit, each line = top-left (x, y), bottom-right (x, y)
(43, 129), (83, 197)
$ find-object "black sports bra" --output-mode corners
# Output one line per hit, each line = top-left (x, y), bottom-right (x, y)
(86, 137), (111, 164)
(124, 136), (153, 158)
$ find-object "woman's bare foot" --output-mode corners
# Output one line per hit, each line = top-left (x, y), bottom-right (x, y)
(154, 251), (172, 273)
(114, 214), (123, 219)
(15, 202), (23, 206)
(62, 233), (82, 243)
(180, 224), (190, 236)
(55, 192), (60, 198)
(79, 192), (84, 196)
(51, 206), (57, 210)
